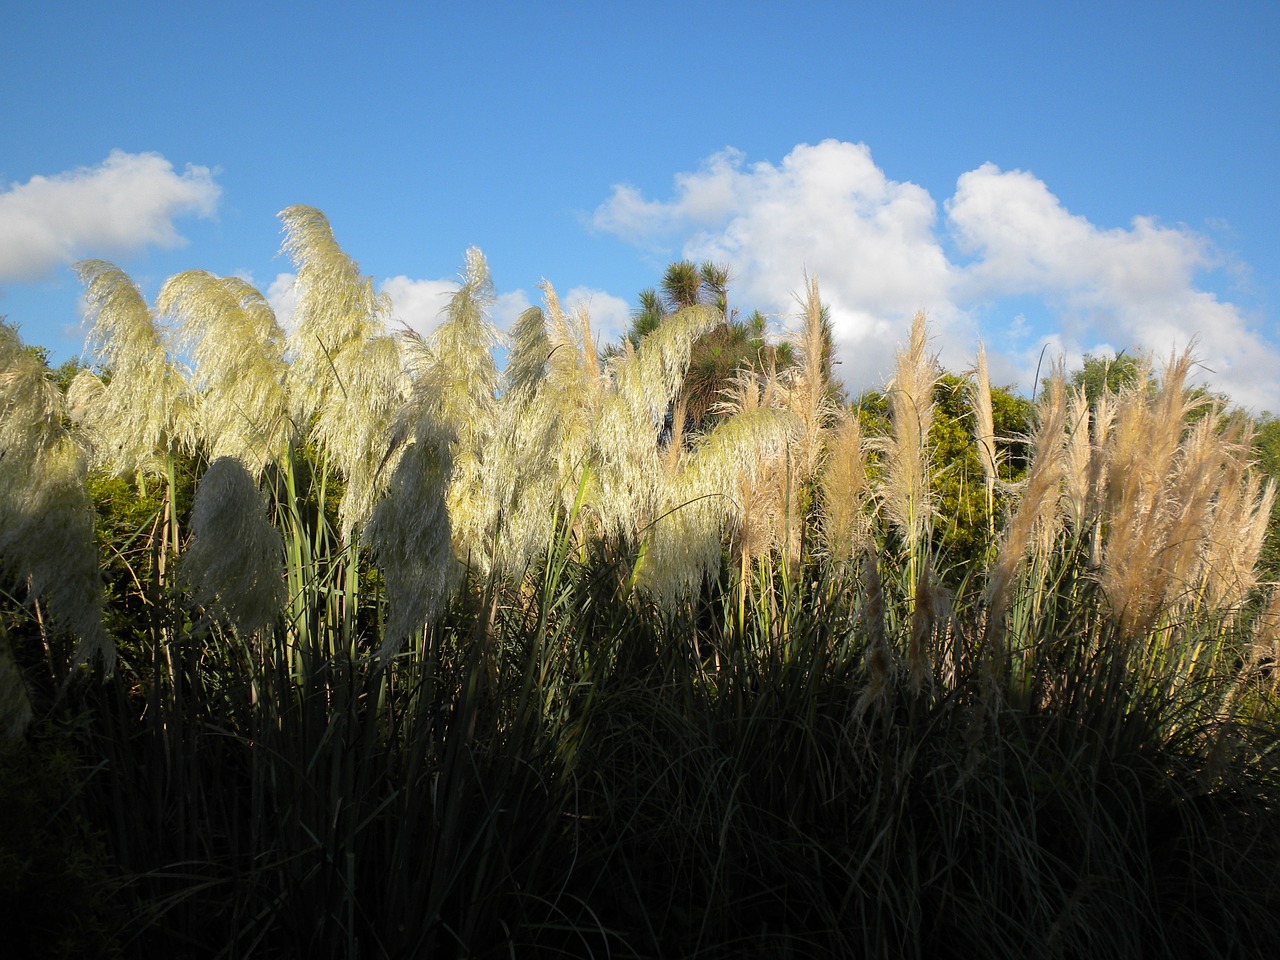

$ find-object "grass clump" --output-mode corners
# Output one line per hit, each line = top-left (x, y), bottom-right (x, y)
(2, 218), (1279, 957)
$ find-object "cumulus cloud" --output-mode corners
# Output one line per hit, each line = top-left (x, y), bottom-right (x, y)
(381, 275), (458, 336)
(947, 163), (1279, 409)
(594, 141), (1278, 408)
(265, 272), (299, 333)
(594, 140), (965, 385)
(0, 150), (219, 282)
(563, 286), (632, 346)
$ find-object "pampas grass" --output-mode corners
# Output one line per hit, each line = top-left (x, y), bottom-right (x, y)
(0, 321), (109, 672)
(6, 220), (1279, 959)
(71, 260), (196, 477)
(182, 456), (286, 636)
(158, 271), (290, 476)
(877, 311), (937, 556)
(279, 206), (405, 534)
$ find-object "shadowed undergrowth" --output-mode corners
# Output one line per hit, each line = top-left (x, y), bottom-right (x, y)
(3, 216), (1280, 957)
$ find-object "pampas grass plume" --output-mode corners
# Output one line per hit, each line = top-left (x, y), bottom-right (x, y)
(182, 457), (286, 636)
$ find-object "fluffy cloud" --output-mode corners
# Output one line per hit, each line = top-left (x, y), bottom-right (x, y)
(594, 141), (964, 385)
(265, 272), (300, 333)
(563, 286), (632, 346)
(381, 275), (458, 336)
(593, 141), (1277, 408)
(948, 163), (1279, 409)
(0, 150), (219, 282)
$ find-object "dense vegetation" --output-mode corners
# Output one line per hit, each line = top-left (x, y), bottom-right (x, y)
(2, 207), (1279, 958)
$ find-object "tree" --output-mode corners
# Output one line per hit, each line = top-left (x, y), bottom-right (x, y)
(1066, 351), (1152, 404)
(623, 262), (784, 436)
(1253, 416), (1280, 579)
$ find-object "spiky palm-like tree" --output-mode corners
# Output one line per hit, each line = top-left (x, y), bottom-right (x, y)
(660, 260), (704, 314)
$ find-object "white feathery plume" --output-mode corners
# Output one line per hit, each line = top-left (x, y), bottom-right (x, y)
(280, 205), (391, 417)
(873, 311), (938, 553)
(278, 206), (406, 533)
(70, 260), (196, 475)
(158, 271), (290, 476)
(535, 281), (599, 519)
(970, 342), (998, 498)
(785, 274), (836, 485)
(504, 305), (550, 398)
(817, 410), (872, 564)
(985, 370), (1067, 635)
(364, 417), (456, 657)
(0, 321), (110, 672)
(590, 303), (720, 542)
(1096, 351), (1196, 636)
(400, 248), (502, 572)
(637, 405), (796, 609)
(182, 456), (286, 635)
(1062, 386), (1092, 531)
(714, 367), (789, 579)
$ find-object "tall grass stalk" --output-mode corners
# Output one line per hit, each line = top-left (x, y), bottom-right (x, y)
(4, 241), (1278, 958)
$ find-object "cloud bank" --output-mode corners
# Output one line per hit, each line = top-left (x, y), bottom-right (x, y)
(592, 140), (1277, 410)
(0, 150), (220, 282)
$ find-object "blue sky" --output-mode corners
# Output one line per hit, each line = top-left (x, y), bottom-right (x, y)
(3, 1), (1277, 407)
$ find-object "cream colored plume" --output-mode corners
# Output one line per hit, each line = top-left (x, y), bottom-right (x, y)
(590, 303), (721, 542)
(182, 456), (286, 635)
(985, 370), (1067, 634)
(505, 305), (550, 398)
(969, 343), (998, 498)
(1069, 348), (1275, 637)
(364, 418), (456, 656)
(874, 311), (938, 553)
(0, 321), (111, 672)
(158, 271), (290, 476)
(397, 248), (502, 573)
(1095, 350), (1201, 636)
(817, 410), (872, 564)
(70, 260), (196, 475)
(785, 275), (837, 485)
(278, 206), (406, 533)
(638, 405), (796, 609)
(539, 282), (602, 519)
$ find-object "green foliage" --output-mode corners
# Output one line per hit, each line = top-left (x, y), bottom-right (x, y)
(855, 375), (1033, 572)
(1254, 415), (1280, 578)
(1066, 350), (1151, 403)
(5, 232), (1280, 958)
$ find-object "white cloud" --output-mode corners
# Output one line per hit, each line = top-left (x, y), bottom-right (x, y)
(594, 140), (966, 387)
(381, 275), (458, 337)
(594, 141), (1279, 409)
(563, 286), (632, 346)
(0, 150), (219, 282)
(265, 273), (299, 333)
(947, 163), (1280, 409)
